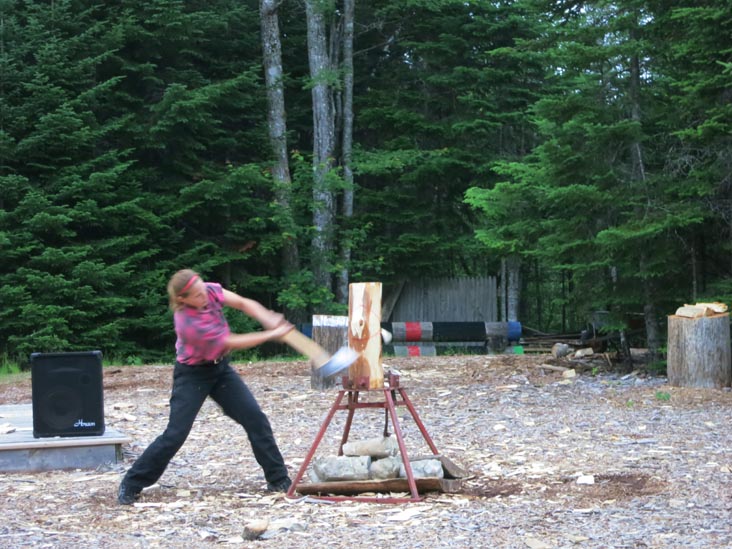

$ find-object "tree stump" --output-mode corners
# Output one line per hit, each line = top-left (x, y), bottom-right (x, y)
(312, 315), (348, 355)
(311, 315), (348, 390)
(667, 313), (731, 388)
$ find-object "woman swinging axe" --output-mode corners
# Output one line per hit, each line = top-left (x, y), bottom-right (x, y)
(118, 269), (294, 505)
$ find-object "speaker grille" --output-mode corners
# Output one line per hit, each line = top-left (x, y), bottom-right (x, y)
(38, 386), (84, 430)
(31, 351), (105, 438)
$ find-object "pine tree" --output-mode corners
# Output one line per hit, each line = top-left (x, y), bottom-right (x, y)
(0, 1), (283, 362)
(0, 1), (150, 360)
(352, 0), (547, 281)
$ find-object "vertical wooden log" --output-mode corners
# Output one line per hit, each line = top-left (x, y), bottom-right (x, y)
(667, 313), (731, 388)
(311, 315), (348, 390)
(348, 282), (383, 389)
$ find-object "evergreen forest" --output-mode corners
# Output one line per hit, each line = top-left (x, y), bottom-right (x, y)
(1, 0), (730, 365)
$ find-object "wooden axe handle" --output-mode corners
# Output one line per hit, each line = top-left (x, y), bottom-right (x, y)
(280, 329), (331, 368)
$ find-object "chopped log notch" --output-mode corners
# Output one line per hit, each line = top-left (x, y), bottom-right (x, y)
(667, 312), (731, 388)
(348, 282), (383, 389)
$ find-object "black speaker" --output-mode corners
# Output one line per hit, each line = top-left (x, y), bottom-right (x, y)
(31, 351), (105, 438)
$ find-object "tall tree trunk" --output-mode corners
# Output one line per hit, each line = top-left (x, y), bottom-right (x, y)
(260, 0), (299, 281)
(499, 258), (507, 322)
(335, 0), (355, 304)
(610, 265), (632, 364)
(640, 253), (662, 360)
(534, 258), (542, 328)
(561, 270), (566, 333)
(305, 0), (336, 292)
(691, 240), (698, 301)
(629, 48), (660, 362)
(506, 255), (521, 322)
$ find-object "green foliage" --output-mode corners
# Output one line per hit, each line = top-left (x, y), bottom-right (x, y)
(125, 355), (144, 366)
(0, 356), (24, 378)
(351, 0), (548, 280)
(0, 0), (276, 363)
(277, 270), (346, 316)
(2, 0), (732, 364)
(465, 0), (732, 336)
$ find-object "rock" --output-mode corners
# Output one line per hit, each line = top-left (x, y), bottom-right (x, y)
(399, 459), (444, 479)
(312, 455), (371, 481)
(342, 436), (399, 458)
(525, 537), (552, 549)
(552, 343), (572, 358)
(370, 456), (402, 479)
(576, 474), (595, 485)
(260, 519), (307, 540)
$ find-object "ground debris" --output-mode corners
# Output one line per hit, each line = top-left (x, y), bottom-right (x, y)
(0, 355), (731, 548)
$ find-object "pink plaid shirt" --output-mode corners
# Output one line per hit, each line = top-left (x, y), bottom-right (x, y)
(174, 282), (231, 365)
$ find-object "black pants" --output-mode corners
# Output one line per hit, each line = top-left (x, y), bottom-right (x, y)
(122, 358), (289, 490)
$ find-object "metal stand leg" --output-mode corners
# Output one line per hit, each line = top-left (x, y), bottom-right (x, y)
(384, 388), (419, 500)
(397, 387), (440, 455)
(337, 391), (359, 456)
(286, 390), (346, 499)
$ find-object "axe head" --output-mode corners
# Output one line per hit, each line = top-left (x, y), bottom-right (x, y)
(314, 347), (359, 380)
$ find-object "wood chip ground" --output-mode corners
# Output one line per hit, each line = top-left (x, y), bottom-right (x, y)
(1, 354), (731, 548)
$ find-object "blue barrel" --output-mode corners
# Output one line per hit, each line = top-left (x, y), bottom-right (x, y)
(298, 323), (313, 338)
(507, 321), (521, 342)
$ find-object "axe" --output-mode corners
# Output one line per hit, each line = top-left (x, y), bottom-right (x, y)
(280, 329), (358, 379)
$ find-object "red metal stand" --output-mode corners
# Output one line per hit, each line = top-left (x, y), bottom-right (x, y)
(286, 373), (440, 504)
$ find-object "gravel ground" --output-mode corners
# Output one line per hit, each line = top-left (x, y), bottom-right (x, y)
(1, 353), (731, 548)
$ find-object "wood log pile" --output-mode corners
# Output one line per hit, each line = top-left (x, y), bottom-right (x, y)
(673, 302), (728, 318)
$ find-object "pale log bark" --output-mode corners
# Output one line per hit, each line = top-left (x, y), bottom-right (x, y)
(610, 265), (632, 363)
(630, 46), (661, 362)
(260, 0), (299, 277)
(667, 314), (731, 388)
(335, 0), (355, 304)
(691, 242), (698, 302)
(499, 258), (506, 322)
(305, 0), (336, 290)
(348, 282), (383, 389)
(311, 314), (348, 390)
(506, 255), (521, 322)
(312, 314), (349, 355)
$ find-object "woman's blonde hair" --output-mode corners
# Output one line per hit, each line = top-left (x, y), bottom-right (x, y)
(167, 269), (200, 311)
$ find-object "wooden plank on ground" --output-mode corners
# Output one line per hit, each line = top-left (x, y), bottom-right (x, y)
(294, 477), (462, 496)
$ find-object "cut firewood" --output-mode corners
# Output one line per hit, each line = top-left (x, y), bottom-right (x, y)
(690, 302), (727, 313)
(675, 305), (715, 318)
(242, 519), (269, 541)
(676, 302), (728, 318)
